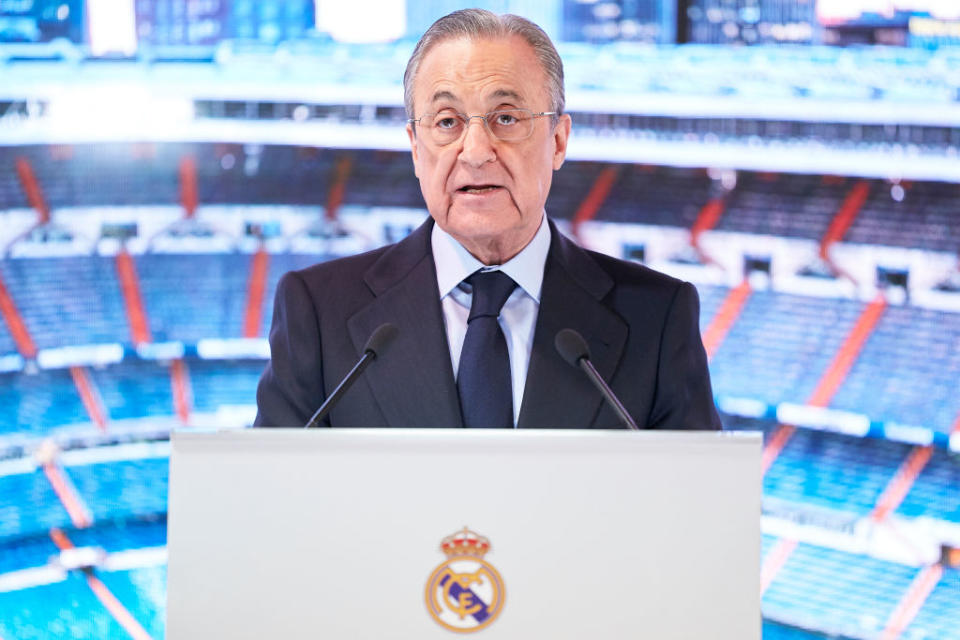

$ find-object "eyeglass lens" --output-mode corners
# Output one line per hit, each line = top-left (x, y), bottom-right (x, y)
(424, 109), (534, 144)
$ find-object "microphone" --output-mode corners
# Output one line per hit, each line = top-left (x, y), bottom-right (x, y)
(304, 323), (399, 428)
(554, 328), (640, 431)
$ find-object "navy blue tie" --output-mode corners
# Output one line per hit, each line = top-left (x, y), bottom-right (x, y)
(457, 270), (517, 428)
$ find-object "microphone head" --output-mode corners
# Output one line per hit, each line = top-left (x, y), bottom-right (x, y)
(554, 328), (590, 367)
(364, 323), (399, 357)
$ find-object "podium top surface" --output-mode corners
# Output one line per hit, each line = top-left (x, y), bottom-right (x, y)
(172, 426), (761, 453)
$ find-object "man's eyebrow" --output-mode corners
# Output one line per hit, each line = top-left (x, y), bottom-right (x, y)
(428, 88), (524, 105)
(430, 90), (457, 104)
(490, 89), (523, 102)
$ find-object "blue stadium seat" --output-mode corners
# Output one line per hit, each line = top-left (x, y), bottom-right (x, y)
(0, 572), (134, 639)
(594, 164), (714, 228)
(97, 566), (167, 640)
(830, 305), (960, 438)
(908, 567), (960, 639)
(763, 542), (917, 638)
(846, 181), (960, 253)
(764, 428), (907, 516)
(0, 256), (129, 350)
(188, 359), (263, 411)
(693, 283), (730, 333)
(0, 368), (88, 436)
(136, 253), (250, 343)
(709, 291), (864, 407)
(717, 174), (849, 240)
(66, 457), (168, 523)
(898, 448), (960, 523)
(0, 469), (73, 542)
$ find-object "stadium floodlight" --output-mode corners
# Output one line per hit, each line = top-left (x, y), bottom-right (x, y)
(315, 0), (406, 43)
(45, 87), (193, 143)
(87, 0), (137, 57)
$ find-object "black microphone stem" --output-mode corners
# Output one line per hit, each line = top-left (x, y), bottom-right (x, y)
(576, 357), (640, 431)
(304, 351), (374, 429)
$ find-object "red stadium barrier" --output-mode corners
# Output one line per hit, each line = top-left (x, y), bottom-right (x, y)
(49, 529), (153, 640)
(571, 164), (619, 242)
(170, 358), (192, 424)
(870, 445), (934, 522)
(690, 196), (726, 264)
(807, 295), (887, 408)
(42, 463), (92, 529)
(820, 180), (870, 260)
(762, 294), (888, 475)
(325, 155), (354, 222)
(880, 564), (944, 640)
(702, 280), (751, 361)
(179, 155), (198, 218)
(760, 537), (798, 596)
(14, 157), (50, 225)
(0, 275), (37, 359)
(243, 247), (269, 338)
(69, 366), (109, 432)
(115, 250), (152, 346)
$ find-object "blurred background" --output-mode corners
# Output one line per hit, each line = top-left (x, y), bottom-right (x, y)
(0, 0), (959, 638)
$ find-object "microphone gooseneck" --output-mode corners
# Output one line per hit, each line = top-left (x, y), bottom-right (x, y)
(554, 328), (640, 431)
(304, 323), (398, 428)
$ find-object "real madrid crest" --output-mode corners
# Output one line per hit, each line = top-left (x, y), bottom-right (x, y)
(425, 527), (505, 633)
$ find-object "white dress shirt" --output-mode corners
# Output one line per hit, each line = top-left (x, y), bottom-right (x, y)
(431, 215), (551, 427)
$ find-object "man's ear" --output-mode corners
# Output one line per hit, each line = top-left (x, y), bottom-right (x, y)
(406, 123), (420, 177)
(552, 114), (571, 171)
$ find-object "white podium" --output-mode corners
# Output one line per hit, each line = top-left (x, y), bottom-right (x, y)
(167, 429), (761, 639)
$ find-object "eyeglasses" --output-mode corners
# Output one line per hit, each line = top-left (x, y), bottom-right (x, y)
(408, 108), (557, 146)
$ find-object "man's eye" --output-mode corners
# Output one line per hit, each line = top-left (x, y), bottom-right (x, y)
(436, 117), (460, 129)
(494, 113), (518, 125)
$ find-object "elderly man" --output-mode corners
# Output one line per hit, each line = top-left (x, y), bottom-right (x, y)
(255, 9), (721, 430)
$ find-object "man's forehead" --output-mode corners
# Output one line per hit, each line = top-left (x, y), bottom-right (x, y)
(414, 35), (544, 107)
(428, 88), (524, 106)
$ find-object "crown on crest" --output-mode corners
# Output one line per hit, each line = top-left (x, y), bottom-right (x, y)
(440, 527), (491, 558)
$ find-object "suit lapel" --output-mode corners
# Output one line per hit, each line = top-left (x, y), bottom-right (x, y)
(346, 220), (463, 428)
(518, 224), (628, 429)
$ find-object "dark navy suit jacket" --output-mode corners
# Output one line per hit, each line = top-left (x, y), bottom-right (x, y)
(254, 218), (721, 430)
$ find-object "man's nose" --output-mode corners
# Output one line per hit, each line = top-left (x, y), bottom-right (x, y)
(458, 116), (496, 166)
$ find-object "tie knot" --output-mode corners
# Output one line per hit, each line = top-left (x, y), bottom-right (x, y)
(465, 270), (517, 322)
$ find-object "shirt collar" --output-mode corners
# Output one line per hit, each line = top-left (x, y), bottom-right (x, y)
(432, 213), (550, 304)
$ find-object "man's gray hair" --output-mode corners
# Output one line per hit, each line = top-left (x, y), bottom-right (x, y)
(403, 9), (565, 121)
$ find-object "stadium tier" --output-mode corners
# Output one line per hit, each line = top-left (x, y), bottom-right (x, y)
(847, 180), (960, 254)
(829, 305), (960, 435)
(0, 518), (166, 575)
(0, 359), (266, 437)
(544, 160), (611, 220)
(0, 573), (138, 639)
(716, 173), (848, 240)
(0, 469), (68, 540)
(0, 256), (129, 351)
(593, 165), (716, 228)
(4, 145), (959, 250)
(762, 539), (921, 639)
(137, 253), (251, 343)
(708, 291), (865, 407)
(899, 447), (960, 523)
(0, 368), (89, 436)
(764, 427), (913, 518)
(68, 457), (168, 523)
(909, 567), (960, 640)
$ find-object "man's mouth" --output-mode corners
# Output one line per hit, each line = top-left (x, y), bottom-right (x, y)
(457, 184), (501, 194)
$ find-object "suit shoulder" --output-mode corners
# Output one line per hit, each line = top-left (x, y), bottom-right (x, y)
(583, 248), (688, 296)
(292, 243), (393, 286)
